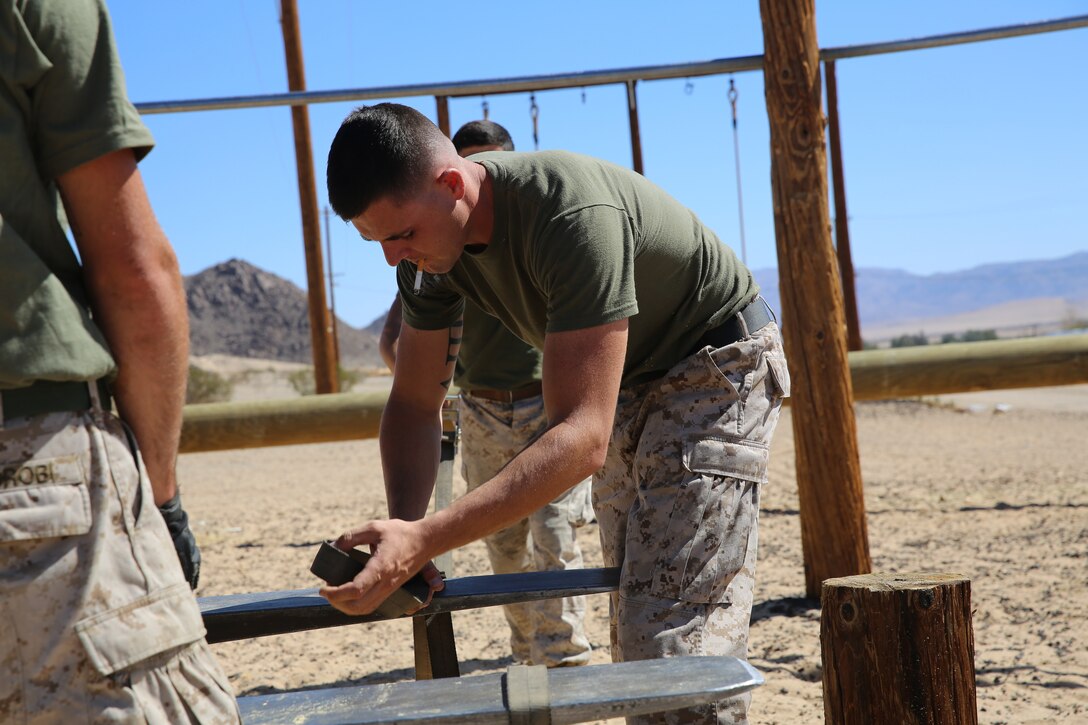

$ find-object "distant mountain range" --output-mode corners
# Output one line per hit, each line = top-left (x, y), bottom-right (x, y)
(750, 251), (1088, 328)
(184, 252), (1086, 364)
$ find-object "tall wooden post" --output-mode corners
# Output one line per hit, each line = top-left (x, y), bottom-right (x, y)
(625, 80), (644, 174)
(435, 96), (451, 137)
(759, 0), (870, 596)
(821, 573), (978, 724)
(825, 60), (863, 351)
(280, 0), (337, 393)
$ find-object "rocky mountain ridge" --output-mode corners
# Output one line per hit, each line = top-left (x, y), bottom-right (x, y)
(185, 259), (382, 367)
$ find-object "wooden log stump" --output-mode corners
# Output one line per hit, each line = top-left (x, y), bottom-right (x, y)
(821, 573), (977, 725)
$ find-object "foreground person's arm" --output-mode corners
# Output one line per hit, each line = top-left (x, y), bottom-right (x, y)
(321, 318), (627, 616)
(57, 149), (200, 587)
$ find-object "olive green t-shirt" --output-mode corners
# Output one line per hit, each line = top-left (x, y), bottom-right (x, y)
(0, 0), (154, 388)
(455, 300), (542, 391)
(400, 151), (757, 387)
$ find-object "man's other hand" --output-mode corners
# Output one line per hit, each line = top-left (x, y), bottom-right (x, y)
(158, 493), (201, 589)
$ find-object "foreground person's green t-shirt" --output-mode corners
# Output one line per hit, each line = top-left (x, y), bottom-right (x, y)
(0, 0), (154, 387)
(400, 150), (757, 388)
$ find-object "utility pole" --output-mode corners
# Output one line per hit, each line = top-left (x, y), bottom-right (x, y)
(759, 0), (871, 597)
(279, 0), (337, 393)
(324, 206), (341, 366)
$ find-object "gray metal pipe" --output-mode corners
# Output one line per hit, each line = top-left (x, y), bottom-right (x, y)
(136, 15), (1088, 116)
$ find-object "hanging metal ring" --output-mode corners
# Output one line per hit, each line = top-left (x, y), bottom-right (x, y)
(684, 78), (695, 95)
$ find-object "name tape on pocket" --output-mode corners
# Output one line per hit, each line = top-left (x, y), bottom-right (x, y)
(0, 455), (83, 490)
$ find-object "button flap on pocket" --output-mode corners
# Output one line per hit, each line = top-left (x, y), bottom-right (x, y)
(76, 583), (206, 676)
(683, 437), (769, 484)
(766, 354), (791, 398)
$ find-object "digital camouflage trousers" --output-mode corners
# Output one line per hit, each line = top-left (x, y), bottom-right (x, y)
(594, 322), (790, 725)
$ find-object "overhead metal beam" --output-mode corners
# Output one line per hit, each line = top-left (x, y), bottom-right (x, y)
(136, 14), (1088, 116)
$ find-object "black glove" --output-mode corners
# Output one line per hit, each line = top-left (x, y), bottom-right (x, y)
(158, 493), (201, 589)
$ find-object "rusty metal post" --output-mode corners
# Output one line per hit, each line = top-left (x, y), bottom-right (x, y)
(825, 60), (863, 352)
(435, 96), (451, 137)
(625, 80), (644, 174)
(760, 0), (871, 597)
(279, 0), (337, 393)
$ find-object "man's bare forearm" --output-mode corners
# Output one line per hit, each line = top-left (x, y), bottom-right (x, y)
(379, 396), (444, 520)
(84, 240), (189, 505)
(59, 152), (188, 506)
(420, 415), (607, 556)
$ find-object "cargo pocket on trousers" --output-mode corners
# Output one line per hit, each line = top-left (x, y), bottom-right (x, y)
(650, 438), (767, 604)
(0, 454), (90, 541)
(75, 582), (207, 677)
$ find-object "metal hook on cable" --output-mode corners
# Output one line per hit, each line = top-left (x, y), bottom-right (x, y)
(684, 78), (695, 95)
(728, 78), (739, 129)
(581, 86), (587, 104)
(482, 97), (489, 120)
(529, 93), (540, 150)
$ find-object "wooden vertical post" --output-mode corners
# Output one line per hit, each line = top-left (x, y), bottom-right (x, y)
(279, 0), (337, 393)
(821, 573), (978, 725)
(759, 0), (870, 596)
(625, 80), (645, 175)
(435, 96), (451, 137)
(825, 60), (863, 352)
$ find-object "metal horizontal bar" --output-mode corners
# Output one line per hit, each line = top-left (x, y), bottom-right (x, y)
(199, 567), (620, 643)
(135, 14), (1088, 116)
(135, 56), (764, 115)
(821, 13), (1088, 61)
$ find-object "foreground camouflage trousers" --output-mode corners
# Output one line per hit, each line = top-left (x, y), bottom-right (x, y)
(0, 406), (239, 724)
(594, 322), (790, 725)
(460, 391), (594, 667)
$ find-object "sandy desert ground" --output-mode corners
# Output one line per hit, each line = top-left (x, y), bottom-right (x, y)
(179, 360), (1087, 724)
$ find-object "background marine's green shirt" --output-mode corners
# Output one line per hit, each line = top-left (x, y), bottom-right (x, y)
(455, 300), (542, 391)
(0, 0), (154, 388)
(400, 150), (757, 387)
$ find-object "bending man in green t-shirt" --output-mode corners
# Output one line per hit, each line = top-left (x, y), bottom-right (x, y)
(324, 103), (790, 725)
(380, 120), (594, 668)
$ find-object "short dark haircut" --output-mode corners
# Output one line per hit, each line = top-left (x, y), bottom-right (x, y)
(452, 120), (515, 153)
(326, 103), (448, 220)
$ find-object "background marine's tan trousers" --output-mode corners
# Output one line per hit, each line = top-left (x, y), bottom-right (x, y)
(460, 391), (595, 667)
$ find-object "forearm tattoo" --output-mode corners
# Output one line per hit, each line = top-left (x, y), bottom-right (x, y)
(439, 318), (463, 390)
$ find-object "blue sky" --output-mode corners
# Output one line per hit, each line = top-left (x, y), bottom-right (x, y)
(108, 1), (1088, 328)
